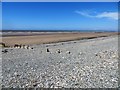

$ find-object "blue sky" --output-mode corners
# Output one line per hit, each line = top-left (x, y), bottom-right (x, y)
(2, 2), (118, 31)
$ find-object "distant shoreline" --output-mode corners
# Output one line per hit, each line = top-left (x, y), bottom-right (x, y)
(2, 32), (104, 37)
(1, 30), (118, 32)
(1, 30), (118, 37)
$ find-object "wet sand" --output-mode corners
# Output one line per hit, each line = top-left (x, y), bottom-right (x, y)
(2, 32), (117, 46)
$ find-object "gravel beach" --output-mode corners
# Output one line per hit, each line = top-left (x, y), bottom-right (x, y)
(2, 35), (119, 88)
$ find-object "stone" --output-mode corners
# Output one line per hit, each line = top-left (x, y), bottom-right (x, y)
(47, 48), (50, 52)
(95, 54), (98, 56)
(79, 52), (83, 55)
(112, 55), (116, 58)
(66, 51), (71, 54)
(33, 83), (38, 87)
(57, 49), (61, 53)
(2, 49), (8, 53)
(14, 44), (20, 48)
(0, 43), (6, 47)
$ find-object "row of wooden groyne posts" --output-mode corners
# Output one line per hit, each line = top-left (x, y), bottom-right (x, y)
(0, 43), (33, 49)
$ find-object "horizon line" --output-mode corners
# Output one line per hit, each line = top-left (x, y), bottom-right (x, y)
(1, 30), (118, 32)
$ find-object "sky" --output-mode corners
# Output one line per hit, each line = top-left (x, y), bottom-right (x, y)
(2, 2), (118, 31)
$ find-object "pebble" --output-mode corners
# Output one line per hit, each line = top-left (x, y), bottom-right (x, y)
(57, 49), (61, 53)
(66, 51), (71, 54)
(2, 36), (118, 88)
(2, 49), (8, 53)
(47, 48), (50, 52)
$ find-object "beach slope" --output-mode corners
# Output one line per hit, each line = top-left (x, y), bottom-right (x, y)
(2, 35), (118, 88)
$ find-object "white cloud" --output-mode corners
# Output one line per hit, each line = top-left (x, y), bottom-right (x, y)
(96, 12), (118, 20)
(75, 10), (119, 20)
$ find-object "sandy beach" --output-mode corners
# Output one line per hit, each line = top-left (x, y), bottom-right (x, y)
(2, 33), (118, 88)
(2, 32), (117, 46)
(2, 1), (119, 89)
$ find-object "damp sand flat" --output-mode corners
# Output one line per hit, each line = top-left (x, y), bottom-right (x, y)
(2, 32), (117, 46)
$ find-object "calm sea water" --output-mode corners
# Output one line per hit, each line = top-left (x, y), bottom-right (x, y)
(2, 30), (117, 32)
